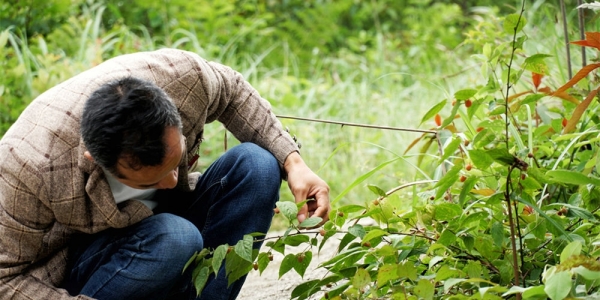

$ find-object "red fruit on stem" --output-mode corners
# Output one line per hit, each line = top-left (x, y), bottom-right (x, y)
(434, 114), (442, 126)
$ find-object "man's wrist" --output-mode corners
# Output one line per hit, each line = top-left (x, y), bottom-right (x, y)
(283, 151), (303, 174)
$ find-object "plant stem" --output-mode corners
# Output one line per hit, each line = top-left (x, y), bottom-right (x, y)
(503, 2), (526, 296)
(560, 0), (573, 79)
(577, 0), (587, 67)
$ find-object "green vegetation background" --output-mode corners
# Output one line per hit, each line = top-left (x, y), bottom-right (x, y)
(0, 0), (588, 205)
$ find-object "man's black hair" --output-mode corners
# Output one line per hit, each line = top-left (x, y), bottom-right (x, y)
(81, 77), (182, 177)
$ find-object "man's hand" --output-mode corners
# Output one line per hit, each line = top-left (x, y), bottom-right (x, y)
(284, 152), (331, 227)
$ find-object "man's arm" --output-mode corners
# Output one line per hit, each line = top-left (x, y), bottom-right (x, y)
(284, 152), (331, 226)
(0, 160), (90, 300)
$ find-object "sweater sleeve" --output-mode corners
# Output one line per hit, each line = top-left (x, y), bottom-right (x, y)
(196, 58), (299, 167)
(0, 151), (92, 300)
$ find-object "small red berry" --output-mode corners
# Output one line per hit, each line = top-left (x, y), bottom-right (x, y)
(460, 175), (467, 182)
(465, 164), (472, 171)
(562, 118), (568, 128)
(465, 99), (472, 107)
(434, 114), (442, 126)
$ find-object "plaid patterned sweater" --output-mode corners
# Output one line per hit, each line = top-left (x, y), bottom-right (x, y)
(0, 49), (298, 299)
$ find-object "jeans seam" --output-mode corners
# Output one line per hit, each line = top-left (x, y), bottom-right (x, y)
(190, 177), (226, 238)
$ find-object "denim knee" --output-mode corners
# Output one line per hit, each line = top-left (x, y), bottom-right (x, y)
(148, 214), (203, 260)
(230, 143), (281, 186)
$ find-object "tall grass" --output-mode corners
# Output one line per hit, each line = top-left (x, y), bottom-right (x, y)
(1, 0), (587, 210)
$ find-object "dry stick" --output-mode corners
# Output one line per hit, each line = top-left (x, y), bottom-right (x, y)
(577, 0), (587, 67)
(560, 0), (573, 79)
(504, 2), (526, 295)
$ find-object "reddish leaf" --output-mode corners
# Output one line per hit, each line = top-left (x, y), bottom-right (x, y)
(563, 88), (599, 134)
(571, 32), (600, 50)
(553, 63), (600, 95)
(532, 72), (543, 90)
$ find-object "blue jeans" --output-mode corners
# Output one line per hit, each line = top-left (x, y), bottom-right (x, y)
(63, 143), (281, 299)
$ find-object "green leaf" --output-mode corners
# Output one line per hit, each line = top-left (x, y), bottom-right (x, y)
(348, 224), (366, 238)
(486, 148), (517, 166)
(434, 163), (462, 200)
(291, 279), (321, 300)
(475, 235), (498, 260)
(257, 252), (270, 275)
(420, 99), (447, 126)
(560, 241), (582, 263)
(298, 217), (322, 228)
(491, 222), (505, 247)
(435, 265), (458, 281)
(279, 254), (296, 278)
(503, 13), (527, 34)
(234, 235), (254, 263)
(352, 268), (371, 291)
(277, 201), (299, 222)
(293, 252), (312, 278)
(434, 203), (462, 221)
(332, 157), (401, 205)
(398, 261), (418, 281)
(193, 266), (210, 296)
(338, 204), (366, 214)
(183, 251), (199, 273)
(283, 234), (310, 246)
(377, 264), (400, 288)
(454, 89), (477, 100)
(225, 250), (254, 286)
(414, 279), (435, 299)
(444, 278), (466, 293)
(572, 266), (600, 280)
(266, 239), (285, 254)
(469, 149), (494, 170)
(368, 184), (386, 197)
(437, 229), (457, 246)
(546, 170), (600, 186)
(523, 54), (552, 75)
(439, 137), (461, 164)
(517, 197), (573, 241)
(362, 229), (388, 243)
(544, 271), (571, 300)
(212, 244), (228, 276)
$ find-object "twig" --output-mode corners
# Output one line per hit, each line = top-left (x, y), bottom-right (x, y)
(560, 0), (573, 79)
(578, 0), (587, 67)
(276, 115), (437, 134)
(504, 1), (526, 295)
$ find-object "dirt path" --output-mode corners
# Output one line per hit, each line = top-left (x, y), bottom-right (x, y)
(238, 231), (342, 300)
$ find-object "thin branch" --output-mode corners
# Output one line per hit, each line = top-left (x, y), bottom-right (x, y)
(504, 1), (526, 294)
(577, 0), (587, 67)
(560, 0), (573, 79)
(276, 115), (437, 134)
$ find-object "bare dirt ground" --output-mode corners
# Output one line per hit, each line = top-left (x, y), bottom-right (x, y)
(238, 231), (342, 300)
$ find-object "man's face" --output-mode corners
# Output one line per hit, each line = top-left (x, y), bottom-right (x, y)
(115, 126), (186, 190)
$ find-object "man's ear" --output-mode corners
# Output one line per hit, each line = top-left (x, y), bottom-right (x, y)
(84, 151), (95, 162)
